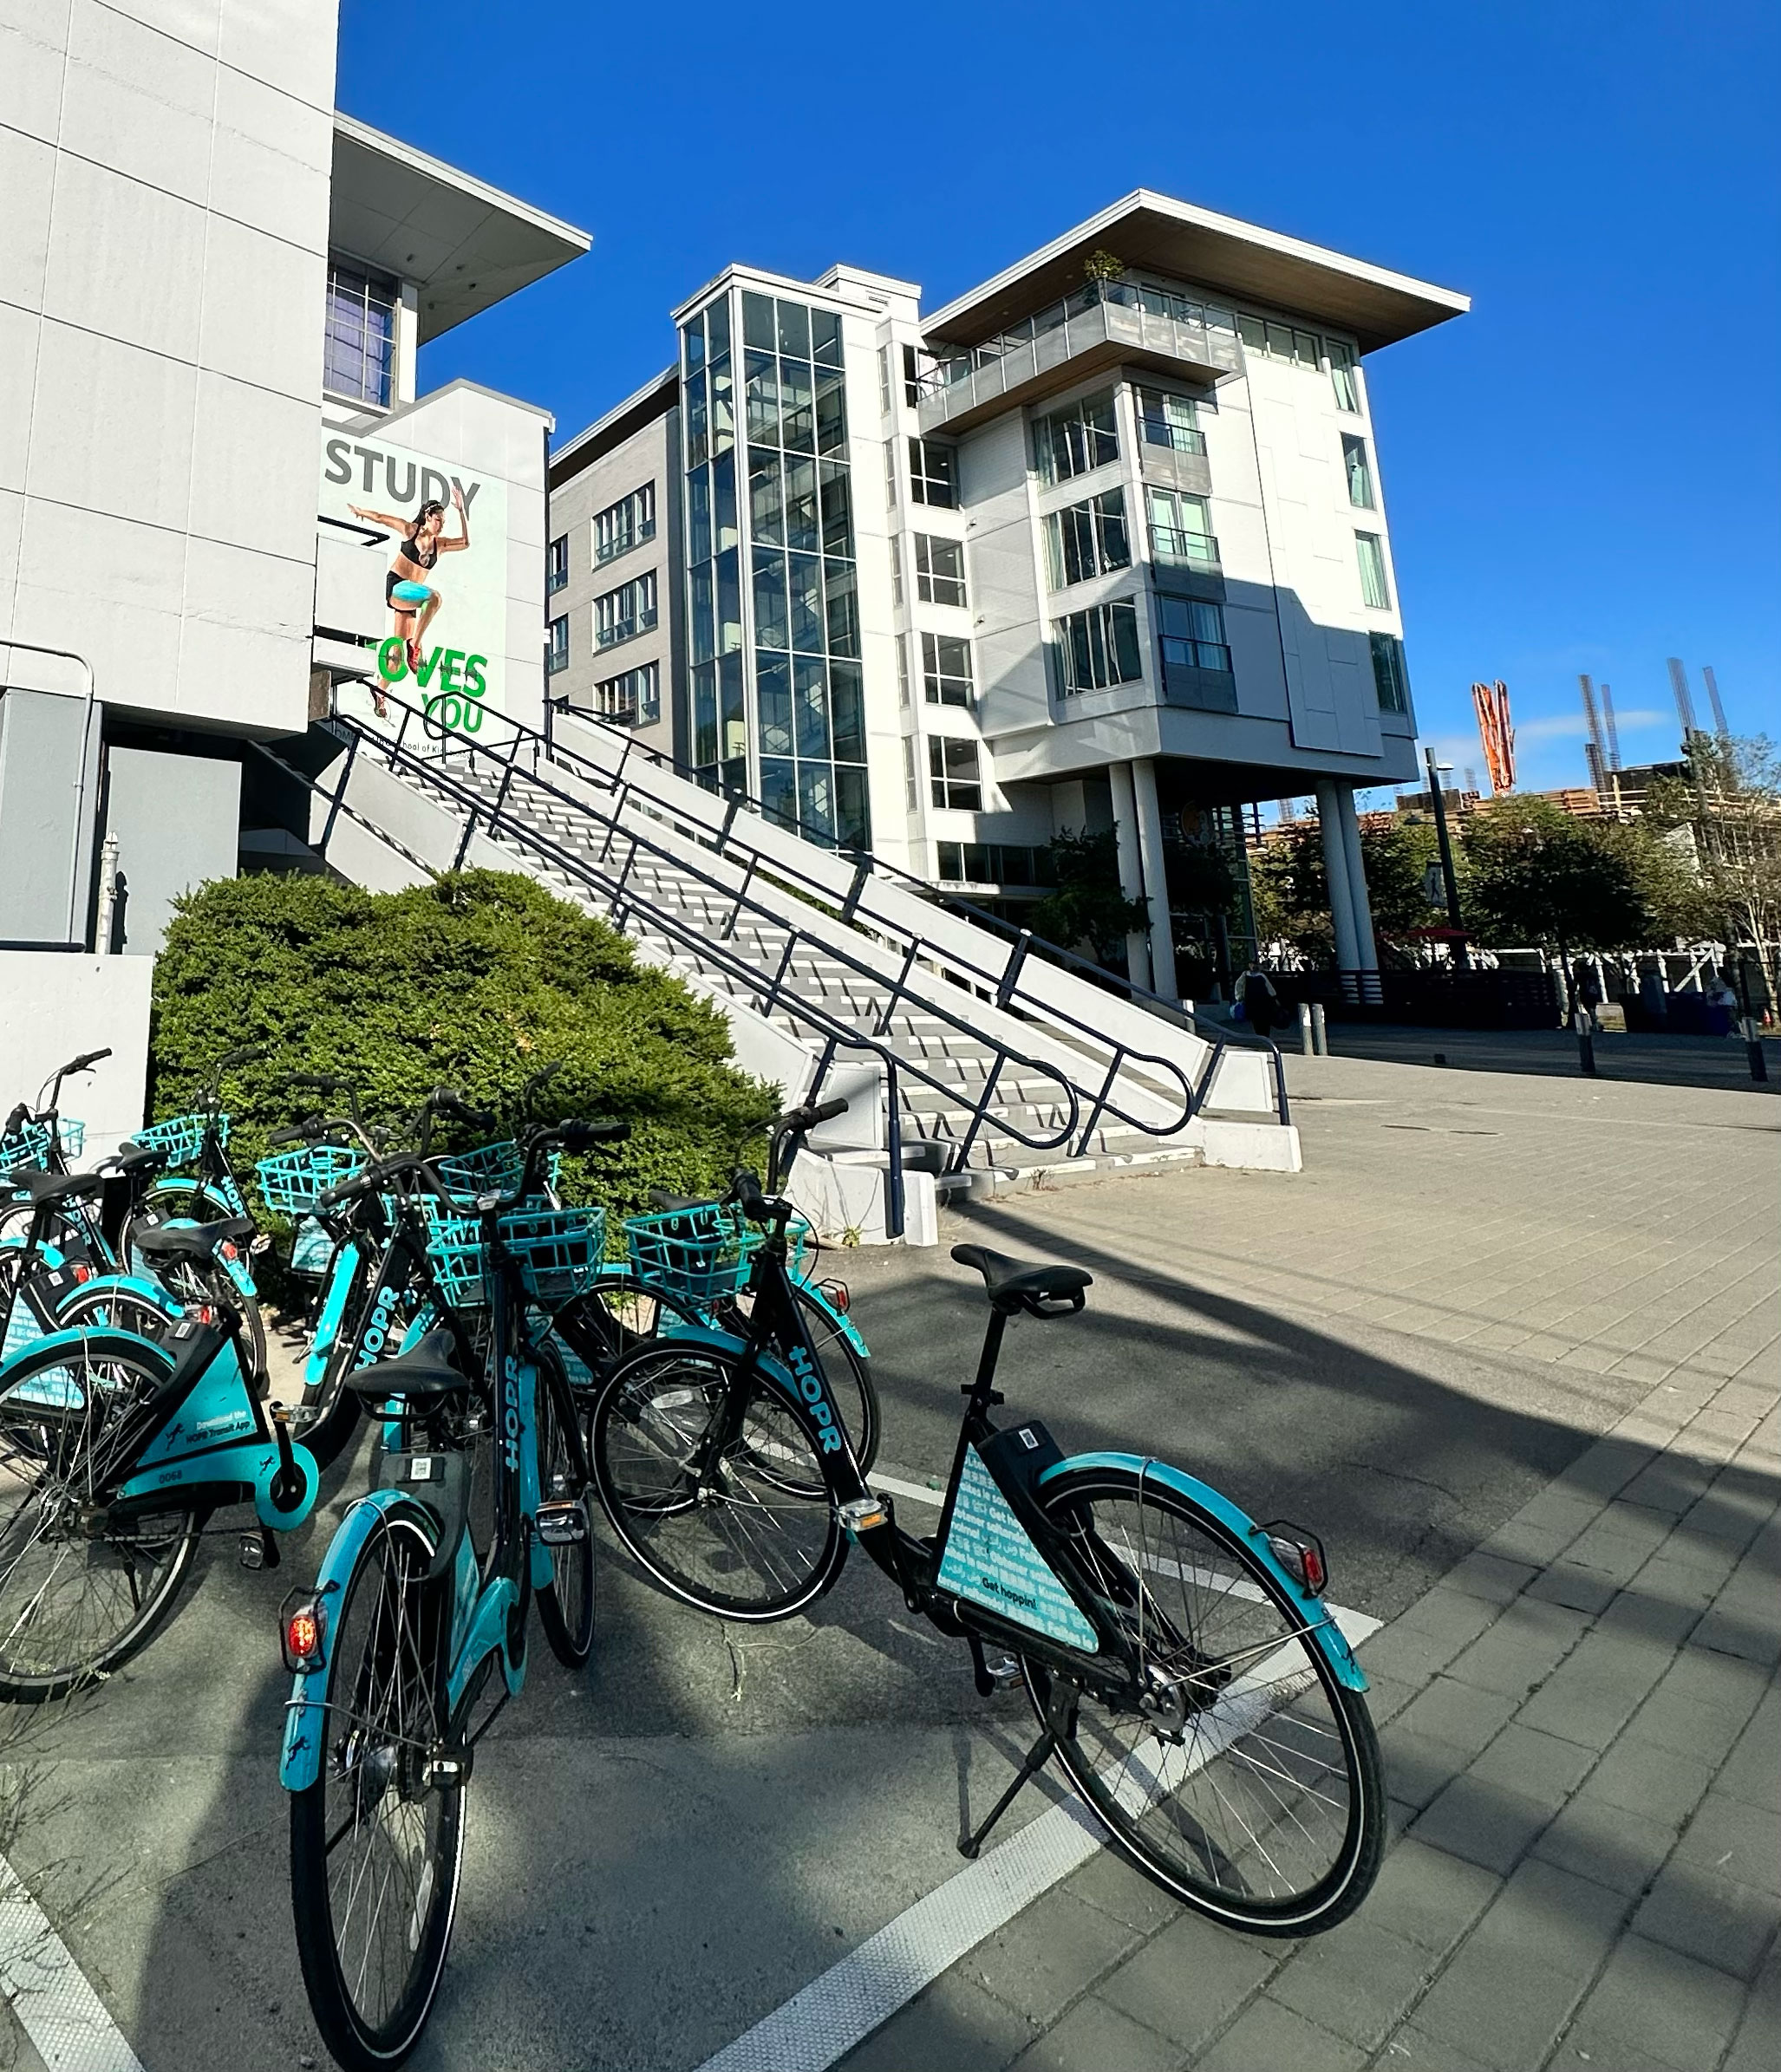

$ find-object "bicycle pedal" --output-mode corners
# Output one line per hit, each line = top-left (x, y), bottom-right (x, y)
(535, 1500), (587, 1547)
(238, 1529), (279, 1573)
(984, 1655), (1020, 1685)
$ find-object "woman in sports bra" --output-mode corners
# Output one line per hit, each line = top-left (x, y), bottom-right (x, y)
(349, 485), (471, 712)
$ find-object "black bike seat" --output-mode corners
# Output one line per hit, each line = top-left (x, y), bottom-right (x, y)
(134, 1214), (256, 1265)
(3, 1168), (107, 1209)
(951, 1243), (1093, 1314)
(112, 1141), (168, 1176)
(347, 1328), (473, 1404)
(648, 1189), (715, 1213)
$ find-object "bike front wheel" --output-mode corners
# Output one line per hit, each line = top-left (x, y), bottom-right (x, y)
(590, 1340), (844, 1622)
(533, 1339), (595, 1668)
(0, 1334), (201, 1700)
(290, 1503), (463, 2070)
(1018, 1463), (1384, 1936)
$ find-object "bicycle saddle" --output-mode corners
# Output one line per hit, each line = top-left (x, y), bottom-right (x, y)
(111, 1140), (168, 1177)
(346, 1328), (473, 1404)
(951, 1244), (1092, 1316)
(3, 1168), (107, 1209)
(134, 1215), (256, 1265)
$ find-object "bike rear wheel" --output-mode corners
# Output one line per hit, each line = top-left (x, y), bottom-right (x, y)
(290, 1504), (463, 2070)
(590, 1341), (844, 1621)
(1018, 1464), (1383, 1936)
(0, 1335), (200, 1700)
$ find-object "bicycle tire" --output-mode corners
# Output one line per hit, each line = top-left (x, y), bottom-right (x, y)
(1015, 1463), (1384, 1935)
(0, 1332), (201, 1700)
(290, 1503), (463, 2070)
(722, 1280), (879, 1478)
(590, 1339), (845, 1623)
(532, 1337), (595, 1667)
(550, 1275), (712, 1397)
(53, 1283), (177, 1345)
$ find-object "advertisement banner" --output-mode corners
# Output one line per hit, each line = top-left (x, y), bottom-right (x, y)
(319, 432), (509, 736)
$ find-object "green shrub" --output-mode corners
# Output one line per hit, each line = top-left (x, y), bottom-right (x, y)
(148, 870), (778, 1224)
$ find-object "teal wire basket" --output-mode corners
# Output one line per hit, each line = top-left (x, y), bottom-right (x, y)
(433, 1140), (562, 1204)
(134, 1111), (225, 1166)
(255, 1144), (369, 1217)
(622, 1203), (808, 1310)
(1, 1122), (54, 1173)
(422, 1202), (607, 1308)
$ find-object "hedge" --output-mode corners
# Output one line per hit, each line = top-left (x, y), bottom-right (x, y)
(147, 870), (779, 1222)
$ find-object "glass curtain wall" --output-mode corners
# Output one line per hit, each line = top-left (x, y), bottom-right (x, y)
(682, 288), (868, 850)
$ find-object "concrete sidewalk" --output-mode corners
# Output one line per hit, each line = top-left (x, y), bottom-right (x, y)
(842, 1350), (1780, 2071)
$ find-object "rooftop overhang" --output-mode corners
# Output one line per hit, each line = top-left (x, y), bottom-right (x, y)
(329, 114), (590, 344)
(923, 191), (1469, 356)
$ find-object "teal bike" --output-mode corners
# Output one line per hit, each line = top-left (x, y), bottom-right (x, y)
(279, 1119), (617, 2071)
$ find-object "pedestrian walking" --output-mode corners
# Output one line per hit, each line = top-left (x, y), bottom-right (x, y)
(1237, 962), (1282, 1040)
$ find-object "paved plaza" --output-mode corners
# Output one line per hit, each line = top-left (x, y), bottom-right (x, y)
(1, 1046), (1774, 2072)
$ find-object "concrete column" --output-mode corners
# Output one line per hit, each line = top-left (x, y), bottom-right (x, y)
(1107, 760), (1150, 988)
(1130, 757), (1178, 1002)
(1315, 777), (1362, 980)
(1333, 779), (1380, 988)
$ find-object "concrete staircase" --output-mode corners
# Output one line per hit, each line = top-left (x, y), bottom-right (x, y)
(289, 693), (1300, 1238)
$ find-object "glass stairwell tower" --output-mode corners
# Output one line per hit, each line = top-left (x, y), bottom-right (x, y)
(680, 286), (869, 850)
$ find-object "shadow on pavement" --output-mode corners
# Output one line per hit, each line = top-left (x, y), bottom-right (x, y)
(1310, 1021), (1778, 1096)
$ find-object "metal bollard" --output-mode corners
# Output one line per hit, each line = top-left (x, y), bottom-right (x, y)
(1573, 1008), (1598, 1078)
(1742, 1018), (1769, 1084)
(1299, 1001), (1315, 1056)
(1311, 1002), (1329, 1056)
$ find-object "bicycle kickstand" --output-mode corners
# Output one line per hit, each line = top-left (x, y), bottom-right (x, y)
(958, 1724), (1057, 1860)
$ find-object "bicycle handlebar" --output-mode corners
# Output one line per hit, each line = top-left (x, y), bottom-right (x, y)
(67, 1049), (112, 1074)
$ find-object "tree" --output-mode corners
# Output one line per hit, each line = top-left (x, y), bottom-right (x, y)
(1644, 733), (1781, 1011)
(1027, 830), (1150, 965)
(1459, 797), (1654, 953)
(1249, 817), (1445, 960)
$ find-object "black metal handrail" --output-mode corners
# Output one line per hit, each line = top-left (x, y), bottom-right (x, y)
(368, 694), (1213, 1157)
(541, 692), (1289, 1125)
(310, 702), (1143, 1177)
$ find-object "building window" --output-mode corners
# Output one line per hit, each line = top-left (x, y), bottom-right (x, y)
(1355, 532), (1391, 610)
(1342, 434), (1374, 509)
(323, 258), (395, 407)
(547, 535), (569, 595)
(1370, 632), (1409, 713)
(1158, 594), (1232, 678)
(884, 442), (897, 510)
(1136, 388), (1206, 455)
(546, 615), (569, 675)
(594, 660), (660, 725)
(908, 437), (958, 508)
(922, 631), (973, 707)
(902, 736), (918, 810)
(1044, 489), (1131, 588)
(914, 533), (967, 607)
(936, 841), (1056, 887)
(902, 342), (923, 407)
(1238, 314), (1323, 369)
(595, 570), (657, 648)
(595, 483), (656, 564)
(877, 344), (892, 418)
(897, 631), (910, 708)
(1056, 600), (1142, 693)
(1328, 341), (1361, 413)
(889, 536), (903, 609)
(929, 735), (983, 811)
(1034, 388), (1119, 484)
(1146, 487), (1218, 571)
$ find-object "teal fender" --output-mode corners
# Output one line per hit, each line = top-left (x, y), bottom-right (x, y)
(279, 1490), (440, 1790)
(303, 1247), (361, 1393)
(0, 1322), (173, 1400)
(53, 1272), (182, 1324)
(1038, 1451), (1369, 1693)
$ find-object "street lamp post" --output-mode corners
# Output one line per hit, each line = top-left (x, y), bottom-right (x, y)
(1425, 747), (1470, 972)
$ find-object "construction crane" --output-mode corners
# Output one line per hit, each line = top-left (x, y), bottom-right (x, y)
(1471, 679), (1516, 793)
(1579, 674), (1609, 791)
(1702, 665), (1731, 740)
(1601, 683), (1622, 770)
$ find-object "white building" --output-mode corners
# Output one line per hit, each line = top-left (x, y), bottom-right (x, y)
(0, 0), (586, 1124)
(549, 192), (1465, 1003)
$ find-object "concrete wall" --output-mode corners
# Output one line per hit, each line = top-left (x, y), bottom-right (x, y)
(1, 0), (338, 740)
(101, 742), (240, 956)
(0, 949), (153, 1155)
(0, 683), (101, 946)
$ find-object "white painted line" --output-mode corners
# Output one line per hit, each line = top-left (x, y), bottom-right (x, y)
(866, 1469), (943, 1508)
(0, 1854), (145, 2072)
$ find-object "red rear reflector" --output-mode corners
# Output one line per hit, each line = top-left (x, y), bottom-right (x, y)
(1301, 1544), (1327, 1593)
(73, 1263), (93, 1283)
(822, 1279), (851, 1315)
(282, 1598), (326, 1671)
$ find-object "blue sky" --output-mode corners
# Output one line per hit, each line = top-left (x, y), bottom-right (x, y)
(340, 0), (1778, 801)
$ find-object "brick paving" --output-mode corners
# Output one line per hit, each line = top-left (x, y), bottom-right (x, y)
(843, 1060), (1781, 2072)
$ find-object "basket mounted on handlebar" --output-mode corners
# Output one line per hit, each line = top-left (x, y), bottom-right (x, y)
(623, 1202), (809, 1308)
(254, 1144), (369, 1217)
(0, 1120), (55, 1174)
(432, 1139), (562, 1204)
(421, 1201), (607, 1307)
(133, 1111), (225, 1166)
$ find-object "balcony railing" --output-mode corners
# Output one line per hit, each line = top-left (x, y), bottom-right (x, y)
(595, 519), (656, 566)
(916, 279), (1242, 431)
(1139, 421), (1207, 456)
(1151, 525), (1221, 573)
(595, 606), (658, 649)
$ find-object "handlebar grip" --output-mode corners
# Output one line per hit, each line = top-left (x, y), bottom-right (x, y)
(69, 1049), (111, 1072)
(730, 1169), (767, 1216)
(285, 1072), (344, 1094)
(218, 1045), (261, 1070)
(3, 1104), (29, 1136)
(265, 1125), (310, 1148)
(555, 1119), (629, 1152)
(807, 1096), (849, 1126)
